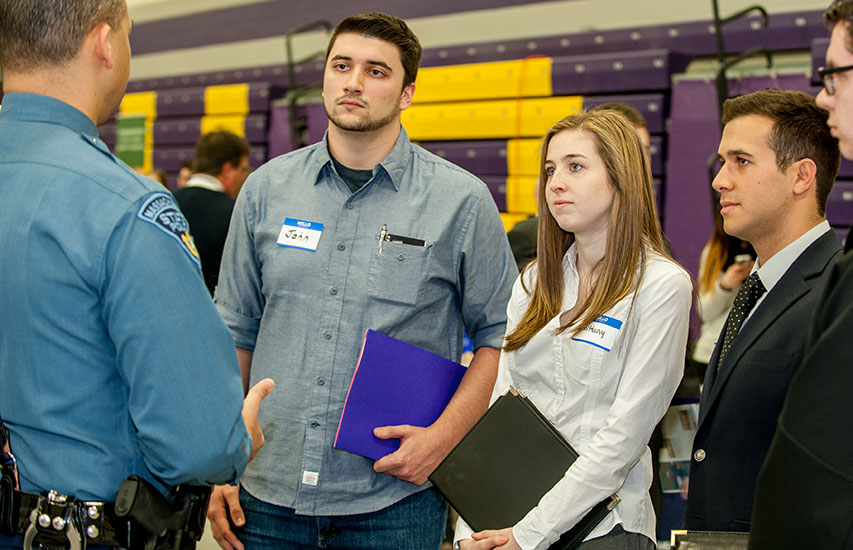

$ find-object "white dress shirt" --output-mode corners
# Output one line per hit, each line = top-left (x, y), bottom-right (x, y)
(455, 245), (693, 550)
(743, 220), (831, 327)
(185, 172), (225, 192)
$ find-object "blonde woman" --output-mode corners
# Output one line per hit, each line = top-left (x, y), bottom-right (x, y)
(455, 110), (692, 550)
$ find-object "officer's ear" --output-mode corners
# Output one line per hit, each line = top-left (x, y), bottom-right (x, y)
(91, 21), (116, 70)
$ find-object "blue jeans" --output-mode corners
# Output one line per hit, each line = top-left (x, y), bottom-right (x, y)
(236, 486), (447, 550)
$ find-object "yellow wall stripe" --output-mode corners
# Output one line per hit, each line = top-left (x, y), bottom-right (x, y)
(500, 212), (532, 233)
(204, 83), (250, 116)
(506, 175), (539, 215)
(402, 96), (583, 141)
(201, 114), (246, 137)
(120, 91), (157, 119)
(506, 138), (542, 176)
(414, 57), (552, 104)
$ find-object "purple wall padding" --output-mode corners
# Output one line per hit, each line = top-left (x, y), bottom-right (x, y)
(840, 157), (853, 178)
(811, 38), (829, 86)
(155, 82), (278, 118)
(129, 0), (564, 56)
(665, 74), (823, 278)
(479, 175), (508, 212)
(151, 113), (269, 145)
(267, 103), (327, 158)
(650, 136), (665, 177)
(415, 135), (664, 178)
(99, 122), (116, 148)
(126, 10), (826, 94)
(419, 141), (509, 176)
(582, 93), (668, 134)
(653, 178), (663, 217)
(420, 11), (824, 68)
(551, 50), (690, 95)
(827, 180), (853, 227)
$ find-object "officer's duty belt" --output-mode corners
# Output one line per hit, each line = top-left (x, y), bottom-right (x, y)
(8, 489), (129, 549)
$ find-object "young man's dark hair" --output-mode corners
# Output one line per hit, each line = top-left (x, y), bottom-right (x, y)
(0, 0), (125, 71)
(193, 131), (250, 176)
(825, 0), (853, 41)
(325, 12), (422, 90)
(721, 88), (840, 216)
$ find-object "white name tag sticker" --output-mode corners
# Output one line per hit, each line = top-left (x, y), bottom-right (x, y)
(277, 218), (323, 251)
(571, 315), (623, 352)
(301, 470), (319, 486)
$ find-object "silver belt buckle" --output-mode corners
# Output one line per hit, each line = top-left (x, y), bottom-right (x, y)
(22, 491), (82, 550)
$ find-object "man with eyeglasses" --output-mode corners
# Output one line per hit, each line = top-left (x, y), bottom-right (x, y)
(817, 2), (853, 254)
(748, 1), (853, 547)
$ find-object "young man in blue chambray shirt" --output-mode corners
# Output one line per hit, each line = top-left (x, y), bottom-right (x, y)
(208, 11), (517, 550)
(0, 2), (272, 549)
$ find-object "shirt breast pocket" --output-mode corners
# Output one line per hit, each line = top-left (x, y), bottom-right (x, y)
(564, 336), (605, 384)
(367, 241), (431, 306)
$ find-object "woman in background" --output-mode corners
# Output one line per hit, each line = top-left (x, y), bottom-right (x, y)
(691, 212), (755, 378)
(455, 110), (692, 550)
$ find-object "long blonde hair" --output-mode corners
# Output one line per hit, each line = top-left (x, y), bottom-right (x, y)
(504, 110), (673, 351)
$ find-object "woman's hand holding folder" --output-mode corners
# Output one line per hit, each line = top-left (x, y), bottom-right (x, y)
(459, 527), (518, 549)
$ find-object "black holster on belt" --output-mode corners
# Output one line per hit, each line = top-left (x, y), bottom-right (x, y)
(115, 476), (210, 550)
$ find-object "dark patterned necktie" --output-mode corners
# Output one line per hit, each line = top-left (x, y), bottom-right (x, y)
(717, 272), (766, 368)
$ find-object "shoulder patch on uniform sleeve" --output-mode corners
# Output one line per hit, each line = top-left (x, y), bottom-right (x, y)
(137, 192), (201, 268)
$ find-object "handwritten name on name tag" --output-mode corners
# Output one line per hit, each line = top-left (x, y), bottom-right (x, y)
(277, 218), (323, 251)
(571, 315), (623, 352)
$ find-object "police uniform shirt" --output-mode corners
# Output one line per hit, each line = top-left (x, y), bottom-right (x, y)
(0, 93), (251, 501)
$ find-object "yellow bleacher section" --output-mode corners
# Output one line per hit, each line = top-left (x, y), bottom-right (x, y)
(204, 83), (250, 115)
(404, 56), (575, 226)
(414, 58), (553, 103)
(401, 95), (582, 141)
(117, 84), (253, 171)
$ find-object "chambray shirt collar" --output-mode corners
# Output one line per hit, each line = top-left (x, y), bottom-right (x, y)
(312, 126), (412, 192)
(1, 92), (99, 142)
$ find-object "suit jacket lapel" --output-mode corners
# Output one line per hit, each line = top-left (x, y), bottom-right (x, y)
(697, 231), (841, 428)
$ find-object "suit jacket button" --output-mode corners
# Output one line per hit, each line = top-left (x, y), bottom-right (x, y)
(694, 449), (706, 462)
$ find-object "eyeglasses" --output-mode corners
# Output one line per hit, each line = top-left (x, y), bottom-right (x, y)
(818, 64), (853, 95)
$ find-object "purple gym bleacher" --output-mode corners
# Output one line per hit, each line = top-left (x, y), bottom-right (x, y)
(125, 9), (825, 94)
(108, 5), (846, 264)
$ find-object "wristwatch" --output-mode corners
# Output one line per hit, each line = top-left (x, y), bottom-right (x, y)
(453, 542), (461, 550)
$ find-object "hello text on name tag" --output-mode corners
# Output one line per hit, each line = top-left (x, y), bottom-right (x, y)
(277, 218), (323, 251)
(571, 315), (623, 352)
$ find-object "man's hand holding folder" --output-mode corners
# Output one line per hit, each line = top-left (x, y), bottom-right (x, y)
(372, 347), (500, 486)
(373, 423), (451, 486)
(335, 330), (500, 486)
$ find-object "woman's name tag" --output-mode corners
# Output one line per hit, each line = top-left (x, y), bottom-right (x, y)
(571, 315), (623, 352)
(277, 218), (323, 251)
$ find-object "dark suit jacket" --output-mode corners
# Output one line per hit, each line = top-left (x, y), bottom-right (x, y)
(173, 186), (235, 295)
(506, 215), (537, 273)
(684, 230), (841, 532)
(749, 250), (853, 548)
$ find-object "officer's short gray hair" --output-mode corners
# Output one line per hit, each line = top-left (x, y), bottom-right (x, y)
(0, 0), (126, 73)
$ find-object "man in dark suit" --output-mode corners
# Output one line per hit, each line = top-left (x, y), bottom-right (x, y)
(684, 88), (842, 532)
(748, 2), (853, 546)
(174, 131), (250, 295)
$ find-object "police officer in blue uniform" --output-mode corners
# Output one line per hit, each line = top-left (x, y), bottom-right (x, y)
(0, 1), (273, 549)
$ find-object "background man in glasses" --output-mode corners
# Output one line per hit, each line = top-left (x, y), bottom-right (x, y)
(748, 1), (853, 547)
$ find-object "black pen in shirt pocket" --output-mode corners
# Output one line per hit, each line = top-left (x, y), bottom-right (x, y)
(385, 233), (426, 246)
(377, 224), (425, 253)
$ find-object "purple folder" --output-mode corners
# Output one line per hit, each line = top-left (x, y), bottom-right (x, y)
(334, 330), (467, 461)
